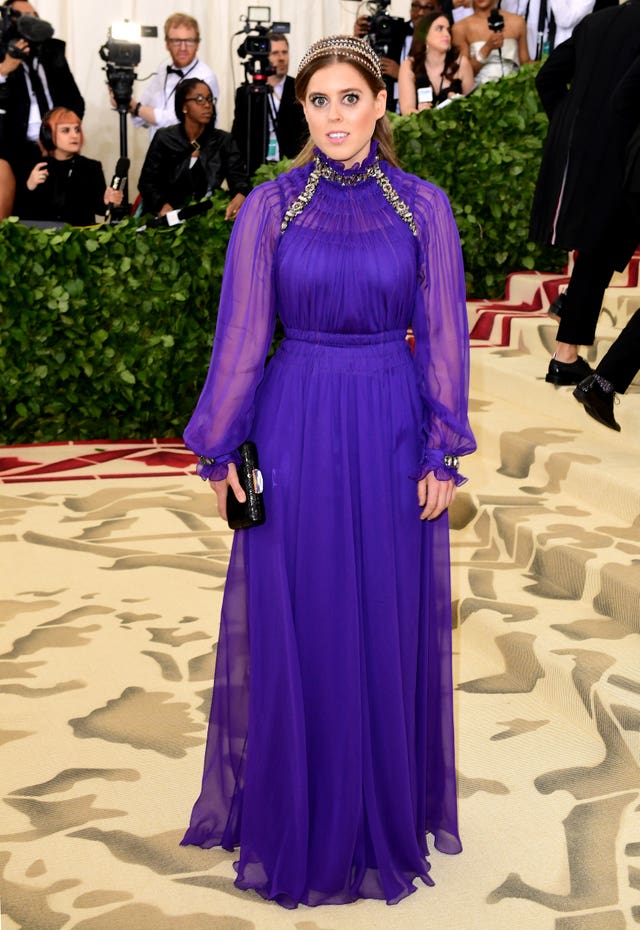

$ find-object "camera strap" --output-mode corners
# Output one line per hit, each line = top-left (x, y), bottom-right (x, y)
(163, 59), (198, 104)
(535, 0), (556, 59)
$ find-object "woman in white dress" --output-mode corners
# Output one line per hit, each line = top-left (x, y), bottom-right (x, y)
(452, 0), (530, 86)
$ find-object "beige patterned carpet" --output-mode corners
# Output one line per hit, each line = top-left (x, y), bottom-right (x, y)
(2, 262), (640, 930)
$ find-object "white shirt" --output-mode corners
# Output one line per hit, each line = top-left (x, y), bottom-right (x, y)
(132, 56), (220, 141)
(501, 0), (595, 59)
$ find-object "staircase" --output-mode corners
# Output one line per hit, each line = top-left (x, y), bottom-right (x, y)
(457, 250), (640, 597)
(448, 255), (640, 928)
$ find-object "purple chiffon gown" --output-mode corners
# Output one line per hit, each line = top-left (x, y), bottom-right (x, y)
(181, 142), (476, 907)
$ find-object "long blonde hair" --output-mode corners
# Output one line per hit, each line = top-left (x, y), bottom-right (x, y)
(293, 42), (398, 168)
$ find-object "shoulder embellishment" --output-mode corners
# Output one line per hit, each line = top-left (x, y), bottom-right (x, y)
(281, 155), (417, 236)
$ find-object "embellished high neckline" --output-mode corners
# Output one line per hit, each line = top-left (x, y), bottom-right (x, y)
(281, 140), (417, 237)
(313, 140), (379, 183)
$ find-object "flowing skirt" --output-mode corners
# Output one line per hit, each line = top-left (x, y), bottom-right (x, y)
(181, 330), (461, 907)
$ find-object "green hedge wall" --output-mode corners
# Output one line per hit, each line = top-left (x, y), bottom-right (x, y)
(390, 63), (562, 296)
(1, 63), (561, 445)
(1, 196), (229, 443)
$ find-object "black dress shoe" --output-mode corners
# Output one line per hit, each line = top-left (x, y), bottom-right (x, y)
(545, 355), (593, 385)
(573, 375), (620, 431)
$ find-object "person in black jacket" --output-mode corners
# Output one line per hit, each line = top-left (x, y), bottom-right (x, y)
(572, 53), (640, 432)
(0, 0), (84, 218)
(529, 1), (640, 387)
(231, 33), (307, 176)
(138, 78), (251, 222)
(20, 107), (123, 225)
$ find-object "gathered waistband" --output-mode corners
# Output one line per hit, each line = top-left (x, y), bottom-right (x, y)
(275, 328), (412, 375)
(284, 328), (407, 347)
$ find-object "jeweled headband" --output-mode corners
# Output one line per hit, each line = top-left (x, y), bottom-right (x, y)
(296, 35), (383, 82)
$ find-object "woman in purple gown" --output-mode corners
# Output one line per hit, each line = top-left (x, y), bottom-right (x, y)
(181, 35), (476, 907)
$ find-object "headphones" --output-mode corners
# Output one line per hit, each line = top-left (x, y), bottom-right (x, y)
(39, 109), (57, 153)
(39, 107), (83, 154)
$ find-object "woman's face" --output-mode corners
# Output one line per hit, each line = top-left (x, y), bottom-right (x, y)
(183, 81), (215, 127)
(427, 16), (452, 53)
(301, 62), (386, 169)
(54, 122), (82, 159)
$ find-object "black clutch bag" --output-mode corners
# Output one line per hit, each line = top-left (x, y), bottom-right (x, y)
(226, 441), (266, 530)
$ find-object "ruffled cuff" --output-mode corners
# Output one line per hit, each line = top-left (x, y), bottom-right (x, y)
(193, 450), (241, 482)
(415, 449), (468, 487)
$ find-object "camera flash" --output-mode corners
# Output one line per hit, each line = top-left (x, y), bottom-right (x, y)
(110, 21), (141, 42)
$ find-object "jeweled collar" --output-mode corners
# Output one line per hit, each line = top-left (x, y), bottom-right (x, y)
(281, 141), (417, 236)
(313, 141), (380, 186)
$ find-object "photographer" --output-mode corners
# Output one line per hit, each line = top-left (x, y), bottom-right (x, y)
(138, 78), (250, 222)
(127, 13), (219, 143)
(354, 2), (446, 111)
(0, 0), (84, 219)
(452, 0), (529, 86)
(231, 32), (307, 176)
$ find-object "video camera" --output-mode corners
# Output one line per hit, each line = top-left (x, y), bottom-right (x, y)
(0, 4), (53, 62)
(364, 0), (404, 58)
(99, 21), (156, 113)
(236, 5), (289, 82)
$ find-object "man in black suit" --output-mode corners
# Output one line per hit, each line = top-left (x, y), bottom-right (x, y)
(573, 52), (640, 432)
(0, 0), (83, 218)
(232, 33), (307, 177)
(529, 0), (640, 387)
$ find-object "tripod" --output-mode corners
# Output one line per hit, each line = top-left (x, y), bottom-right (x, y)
(104, 64), (136, 217)
(237, 77), (274, 177)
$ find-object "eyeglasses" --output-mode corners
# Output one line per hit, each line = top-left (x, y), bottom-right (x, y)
(167, 38), (198, 47)
(185, 94), (216, 105)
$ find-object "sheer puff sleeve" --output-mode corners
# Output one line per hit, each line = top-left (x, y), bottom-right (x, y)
(410, 179), (476, 485)
(183, 181), (281, 480)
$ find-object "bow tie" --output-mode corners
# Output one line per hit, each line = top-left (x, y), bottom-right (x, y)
(167, 66), (184, 77)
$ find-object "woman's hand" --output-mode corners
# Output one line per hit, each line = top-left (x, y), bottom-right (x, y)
(484, 32), (504, 52)
(26, 161), (49, 191)
(104, 187), (124, 206)
(417, 473), (456, 521)
(209, 462), (246, 521)
(225, 193), (246, 221)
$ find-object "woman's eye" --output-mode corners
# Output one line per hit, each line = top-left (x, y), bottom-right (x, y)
(310, 95), (327, 107)
(344, 93), (359, 105)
